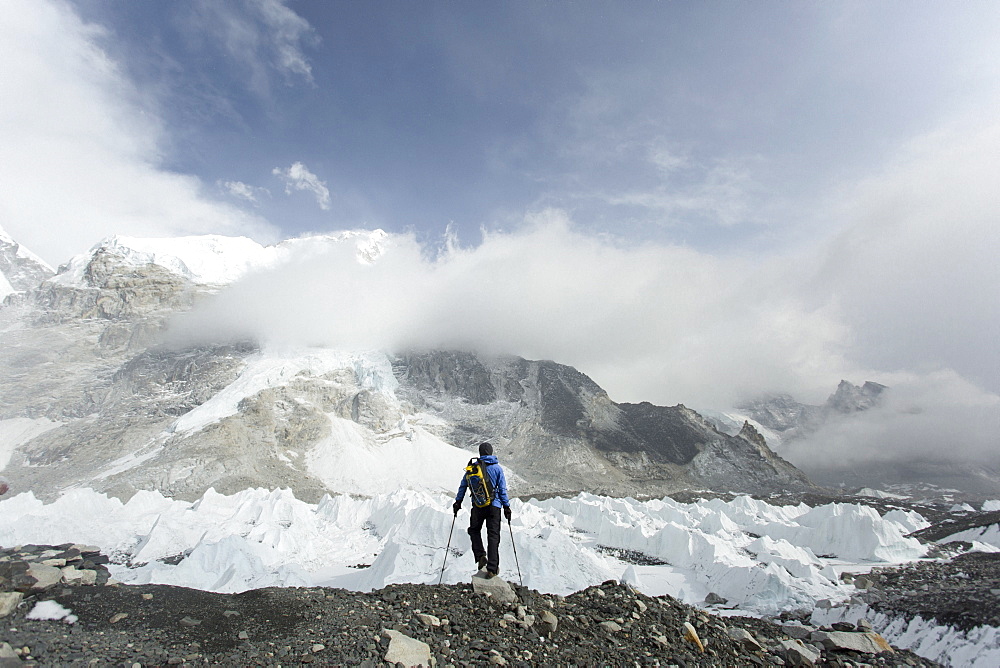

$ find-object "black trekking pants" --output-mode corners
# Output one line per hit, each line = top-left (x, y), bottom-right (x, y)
(468, 505), (502, 574)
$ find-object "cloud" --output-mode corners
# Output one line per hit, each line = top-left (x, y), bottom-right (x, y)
(166, 106), (1000, 468)
(603, 153), (761, 228)
(187, 0), (317, 93)
(807, 113), (1000, 395)
(272, 162), (332, 210)
(219, 180), (270, 206)
(781, 370), (1000, 472)
(0, 0), (279, 267)
(166, 213), (854, 410)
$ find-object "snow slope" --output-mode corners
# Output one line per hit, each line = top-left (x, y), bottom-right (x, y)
(168, 347), (398, 435)
(0, 417), (62, 470)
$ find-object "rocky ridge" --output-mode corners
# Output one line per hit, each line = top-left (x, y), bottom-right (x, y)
(394, 350), (814, 498)
(736, 380), (887, 441)
(0, 233), (53, 298)
(0, 546), (936, 667)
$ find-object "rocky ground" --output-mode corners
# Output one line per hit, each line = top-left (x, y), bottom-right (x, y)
(1, 546), (939, 667)
(855, 551), (1000, 633)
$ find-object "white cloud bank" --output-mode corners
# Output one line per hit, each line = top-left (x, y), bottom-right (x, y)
(167, 214), (852, 409)
(0, 0), (279, 267)
(272, 162), (332, 210)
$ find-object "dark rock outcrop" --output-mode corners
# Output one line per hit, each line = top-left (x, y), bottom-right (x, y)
(394, 350), (815, 497)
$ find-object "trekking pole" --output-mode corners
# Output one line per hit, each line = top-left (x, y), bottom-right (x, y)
(507, 517), (523, 587)
(438, 512), (457, 585)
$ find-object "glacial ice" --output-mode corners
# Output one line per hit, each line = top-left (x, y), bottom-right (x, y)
(0, 486), (927, 614)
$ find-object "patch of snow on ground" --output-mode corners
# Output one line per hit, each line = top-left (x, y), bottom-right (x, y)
(26, 600), (77, 624)
(982, 500), (1000, 512)
(857, 487), (909, 500)
(0, 417), (62, 470)
(941, 524), (1000, 550)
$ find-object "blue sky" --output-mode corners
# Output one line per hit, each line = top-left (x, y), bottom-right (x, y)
(37, 0), (997, 252)
(2, 0), (1000, 434)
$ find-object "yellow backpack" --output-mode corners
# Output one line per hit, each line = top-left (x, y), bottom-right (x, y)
(464, 458), (494, 508)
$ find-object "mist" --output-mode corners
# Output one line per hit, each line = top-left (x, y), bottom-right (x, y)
(780, 371), (1000, 480)
(166, 213), (849, 408)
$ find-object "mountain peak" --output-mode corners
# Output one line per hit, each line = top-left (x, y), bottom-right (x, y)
(827, 380), (886, 413)
(0, 229), (55, 299)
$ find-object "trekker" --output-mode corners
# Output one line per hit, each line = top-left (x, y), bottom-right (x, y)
(0, 476), (9, 496)
(453, 442), (511, 579)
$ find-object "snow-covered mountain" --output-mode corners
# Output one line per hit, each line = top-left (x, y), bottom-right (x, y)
(0, 225), (54, 299)
(0, 230), (814, 502)
(714, 379), (888, 444)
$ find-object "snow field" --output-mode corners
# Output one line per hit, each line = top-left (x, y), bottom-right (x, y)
(1, 487), (927, 616)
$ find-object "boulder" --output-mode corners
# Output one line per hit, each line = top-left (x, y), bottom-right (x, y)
(415, 613), (440, 627)
(472, 573), (517, 604)
(727, 627), (762, 652)
(780, 623), (813, 640)
(383, 629), (431, 667)
(682, 621), (705, 652)
(779, 638), (821, 667)
(0, 642), (21, 666)
(704, 592), (728, 606)
(538, 610), (558, 635)
(26, 563), (61, 591)
(0, 593), (22, 618)
(810, 630), (893, 654)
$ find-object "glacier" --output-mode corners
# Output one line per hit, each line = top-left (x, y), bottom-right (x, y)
(0, 486), (923, 607)
(3, 475), (998, 665)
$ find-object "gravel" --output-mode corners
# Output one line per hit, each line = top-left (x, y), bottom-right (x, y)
(860, 551), (1000, 632)
(2, 564), (939, 667)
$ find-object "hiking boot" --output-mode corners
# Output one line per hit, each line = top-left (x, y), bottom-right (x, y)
(476, 556), (487, 571)
(483, 570), (497, 579)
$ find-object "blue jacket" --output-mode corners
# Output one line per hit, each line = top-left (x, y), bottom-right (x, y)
(456, 454), (510, 509)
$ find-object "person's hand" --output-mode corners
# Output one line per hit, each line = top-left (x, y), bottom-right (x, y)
(503, 506), (512, 521)
(452, 501), (461, 516)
